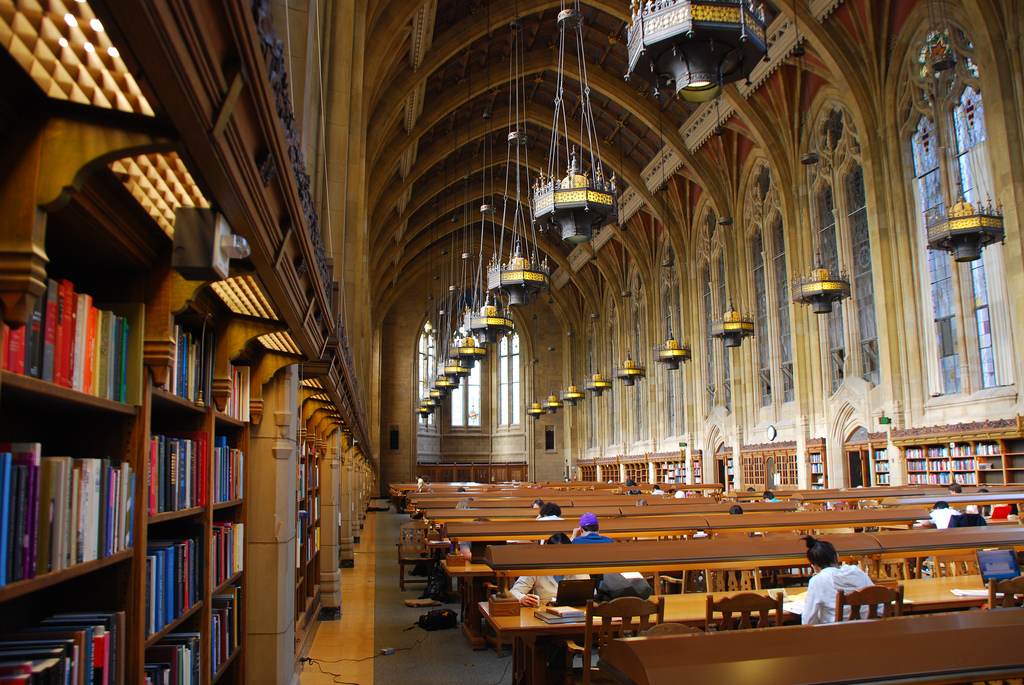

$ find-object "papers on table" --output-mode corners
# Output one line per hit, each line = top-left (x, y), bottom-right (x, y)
(950, 589), (990, 598)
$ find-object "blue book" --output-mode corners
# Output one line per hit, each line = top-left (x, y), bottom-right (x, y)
(0, 452), (10, 586)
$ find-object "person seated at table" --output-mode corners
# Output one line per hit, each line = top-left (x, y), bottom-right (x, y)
(457, 486), (467, 492)
(571, 513), (613, 543)
(510, 533), (587, 606)
(673, 489), (687, 499)
(763, 490), (779, 502)
(455, 498), (472, 510)
(537, 502), (563, 520)
(729, 505), (744, 515)
(948, 483), (963, 494)
(624, 478), (642, 495)
(532, 498), (545, 510)
(635, 499), (649, 506)
(927, 501), (962, 529)
(966, 489), (989, 516)
(459, 516), (491, 559)
(801, 535), (874, 624)
(650, 484), (665, 495)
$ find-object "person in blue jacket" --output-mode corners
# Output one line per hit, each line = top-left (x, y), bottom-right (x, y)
(571, 512), (612, 543)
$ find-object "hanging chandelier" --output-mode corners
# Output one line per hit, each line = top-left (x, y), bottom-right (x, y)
(527, 399), (546, 419)
(451, 334), (487, 369)
(614, 354), (646, 386)
(489, 16), (550, 308)
(560, 385), (586, 406)
(584, 373), (613, 397)
(465, 294), (514, 344)
(792, 252), (852, 314)
(626, 0), (769, 102)
(926, 196), (1004, 262)
(532, 4), (617, 244)
(542, 392), (564, 414)
(653, 337), (691, 370)
(711, 300), (755, 347)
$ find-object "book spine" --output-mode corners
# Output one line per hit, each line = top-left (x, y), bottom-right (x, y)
(84, 305), (98, 397)
(41, 279), (58, 382)
(24, 289), (44, 379)
(7, 324), (25, 375)
(55, 280), (73, 388)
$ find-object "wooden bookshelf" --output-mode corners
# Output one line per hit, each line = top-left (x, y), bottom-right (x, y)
(740, 441), (799, 491)
(891, 418), (1022, 486)
(294, 430), (322, 657)
(690, 450), (703, 485)
(622, 456), (649, 485)
(808, 439), (828, 489)
(652, 451), (686, 486)
(575, 458), (597, 482)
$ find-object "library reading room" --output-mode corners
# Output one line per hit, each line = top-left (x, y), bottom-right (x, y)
(5, 0), (1024, 683)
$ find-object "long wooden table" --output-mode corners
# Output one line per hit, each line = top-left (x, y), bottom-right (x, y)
(597, 607), (1024, 685)
(881, 492), (1024, 508)
(445, 509), (929, 543)
(441, 560), (496, 650)
(481, 575), (990, 685)
(426, 501), (797, 523)
(413, 496), (717, 510)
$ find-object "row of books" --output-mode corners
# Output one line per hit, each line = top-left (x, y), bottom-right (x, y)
(220, 365), (250, 423)
(167, 325), (213, 405)
(212, 522), (243, 588)
(212, 438), (243, 504)
(297, 459), (319, 495)
(210, 585), (241, 677)
(143, 633), (200, 685)
(145, 536), (201, 638)
(0, 610), (125, 685)
(148, 434), (208, 516)
(0, 279), (136, 404)
(1, 444), (134, 587)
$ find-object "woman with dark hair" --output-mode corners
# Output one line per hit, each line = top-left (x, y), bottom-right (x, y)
(801, 535), (873, 624)
(728, 505), (744, 515)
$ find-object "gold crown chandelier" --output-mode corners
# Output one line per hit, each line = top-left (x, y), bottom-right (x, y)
(792, 251), (852, 314)
(532, 2), (617, 244)
(488, 16), (550, 307)
(926, 196), (1004, 262)
(653, 337), (692, 370)
(625, 0), (769, 102)
(584, 373), (613, 396)
(614, 354), (646, 386)
(711, 299), (755, 347)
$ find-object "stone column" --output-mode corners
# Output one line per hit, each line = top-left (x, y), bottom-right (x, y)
(246, 365), (299, 685)
(319, 429), (342, 615)
(339, 439), (355, 566)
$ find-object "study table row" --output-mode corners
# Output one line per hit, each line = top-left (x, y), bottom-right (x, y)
(425, 501), (795, 523)
(478, 575), (995, 685)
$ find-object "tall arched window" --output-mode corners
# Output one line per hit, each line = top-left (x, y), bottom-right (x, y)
(807, 105), (879, 395)
(773, 218), (794, 401)
(750, 228), (770, 406)
(608, 314), (618, 444)
(418, 322), (436, 427)
(498, 333), (521, 426)
(660, 245), (683, 436)
(717, 254), (731, 411)
(587, 325), (596, 448)
(901, 27), (1007, 394)
(450, 357), (482, 427)
(702, 264), (715, 411)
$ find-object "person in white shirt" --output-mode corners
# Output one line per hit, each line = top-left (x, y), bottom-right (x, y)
(650, 484), (665, 495)
(673, 489), (686, 499)
(510, 533), (587, 605)
(801, 535), (875, 624)
(928, 501), (961, 529)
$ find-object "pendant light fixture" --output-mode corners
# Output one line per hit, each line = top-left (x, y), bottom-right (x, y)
(626, 0), (769, 102)
(488, 16), (549, 307)
(532, 1), (617, 243)
(711, 299), (755, 347)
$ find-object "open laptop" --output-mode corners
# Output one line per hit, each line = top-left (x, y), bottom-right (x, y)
(550, 578), (596, 607)
(976, 548), (1021, 584)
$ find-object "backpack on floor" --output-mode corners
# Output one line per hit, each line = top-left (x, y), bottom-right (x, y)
(416, 608), (458, 631)
(419, 560), (450, 601)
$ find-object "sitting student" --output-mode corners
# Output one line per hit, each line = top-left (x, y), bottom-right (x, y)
(966, 488), (990, 517)
(510, 533), (586, 605)
(801, 535), (874, 624)
(624, 478), (642, 495)
(928, 500), (962, 529)
(536, 502), (563, 520)
(650, 484), (665, 495)
(729, 505), (744, 515)
(459, 516), (491, 559)
(948, 483), (963, 495)
(457, 486), (467, 492)
(673, 489), (686, 499)
(635, 499), (649, 507)
(572, 513), (613, 543)
(532, 498), (545, 510)
(763, 490), (779, 502)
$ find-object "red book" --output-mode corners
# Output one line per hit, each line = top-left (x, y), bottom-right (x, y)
(55, 280), (74, 388)
(83, 305), (98, 396)
(6, 324), (25, 374)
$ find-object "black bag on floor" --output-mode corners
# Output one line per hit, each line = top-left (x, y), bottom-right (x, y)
(417, 608), (458, 631)
(419, 560), (450, 601)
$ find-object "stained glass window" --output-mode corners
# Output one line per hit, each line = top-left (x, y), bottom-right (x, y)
(818, 186), (845, 393)
(772, 218), (794, 402)
(703, 265), (715, 409)
(717, 255), (731, 411)
(751, 229), (771, 407)
(847, 166), (879, 386)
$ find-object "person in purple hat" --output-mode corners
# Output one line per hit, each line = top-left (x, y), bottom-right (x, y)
(571, 512), (612, 543)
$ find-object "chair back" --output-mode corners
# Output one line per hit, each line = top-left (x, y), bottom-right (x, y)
(639, 622), (701, 636)
(988, 576), (1024, 608)
(399, 521), (429, 556)
(706, 569), (757, 592)
(705, 592), (783, 631)
(582, 596), (665, 685)
(835, 584), (904, 621)
(934, 553), (980, 578)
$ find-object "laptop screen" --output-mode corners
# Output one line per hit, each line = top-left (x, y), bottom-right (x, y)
(977, 548), (1021, 583)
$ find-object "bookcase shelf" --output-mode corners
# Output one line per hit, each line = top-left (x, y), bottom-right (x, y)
(0, 369), (138, 416)
(212, 645), (242, 684)
(145, 599), (204, 648)
(148, 505), (206, 524)
(808, 442), (828, 489)
(892, 420), (1023, 486)
(0, 547), (133, 603)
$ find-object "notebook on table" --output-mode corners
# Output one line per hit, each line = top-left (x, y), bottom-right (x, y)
(977, 548), (1021, 584)
(550, 578), (596, 607)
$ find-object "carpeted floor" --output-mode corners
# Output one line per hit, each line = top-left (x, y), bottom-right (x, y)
(373, 506), (512, 685)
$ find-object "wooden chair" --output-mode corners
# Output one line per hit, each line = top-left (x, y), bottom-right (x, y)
(656, 569), (705, 594)
(566, 596), (665, 685)
(639, 622), (701, 636)
(835, 584), (904, 621)
(988, 576), (1024, 608)
(932, 553), (980, 578)
(705, 592), (783, 631)
(397, 521), (430, 590)
(706, 569), (758, 592)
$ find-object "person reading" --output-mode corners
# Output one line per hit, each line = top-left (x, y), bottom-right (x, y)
(536, 502), (563, 520)
(801, 535), (874, 624)
(571, 513), (613, 543)
(510, 533), (587, 606)
(928, 501), (962, 529)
